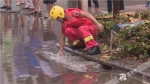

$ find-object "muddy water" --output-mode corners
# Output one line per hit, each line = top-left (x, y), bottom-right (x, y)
(0, 13), (147, 84)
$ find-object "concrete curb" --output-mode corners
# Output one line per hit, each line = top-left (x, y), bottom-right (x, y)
(55, 43), (150, 82)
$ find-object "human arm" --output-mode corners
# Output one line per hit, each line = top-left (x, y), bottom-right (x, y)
(71, 9), (103, 32)
(80, 11), (104, 32)
(59, 33), (66, 56)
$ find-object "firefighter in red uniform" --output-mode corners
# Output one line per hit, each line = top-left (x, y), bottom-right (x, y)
(50, 6), (104, 55)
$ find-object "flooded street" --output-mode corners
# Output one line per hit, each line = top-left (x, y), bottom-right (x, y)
(0, 13), (147, 84)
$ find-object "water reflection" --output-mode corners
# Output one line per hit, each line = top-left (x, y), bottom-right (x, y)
(13, 16), (42, 84)
(37, 59), (62, 84)
(1, 13), (149, 84)
(2, 13), (13, 84)
(26, 16), (42, 77)
(42, 19), (58, 53)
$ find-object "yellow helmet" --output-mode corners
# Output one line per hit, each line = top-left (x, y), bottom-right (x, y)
(50, 6), (64, 20)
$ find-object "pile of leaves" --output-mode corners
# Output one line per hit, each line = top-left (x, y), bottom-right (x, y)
(97, 11), (150, 38)
(97, 12), (133, 40)
(114, 22), (150, 60)
(96, 11), (150, 60)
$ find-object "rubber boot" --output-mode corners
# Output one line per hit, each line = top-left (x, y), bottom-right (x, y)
(70, 44), (86, 50)
(88, 46), (101, 55)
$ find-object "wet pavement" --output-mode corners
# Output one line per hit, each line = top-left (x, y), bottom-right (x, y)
(1, 13), (149, 84)
(0, 0), (149, 84)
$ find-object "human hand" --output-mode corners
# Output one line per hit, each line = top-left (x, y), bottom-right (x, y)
(96, 23), (104, 32)
(59, 50), (63, 56)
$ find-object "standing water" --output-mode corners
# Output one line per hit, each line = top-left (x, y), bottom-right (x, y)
(0, 13), (147, 84)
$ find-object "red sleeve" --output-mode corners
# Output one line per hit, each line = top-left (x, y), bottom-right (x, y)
(70, 9), (82, 18)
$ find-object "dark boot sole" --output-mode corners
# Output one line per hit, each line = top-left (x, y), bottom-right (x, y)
(87, 52), (101, 55)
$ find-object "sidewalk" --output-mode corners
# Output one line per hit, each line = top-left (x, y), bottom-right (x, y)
(0, 0), (146, 16)
(0, 0), (68, 16)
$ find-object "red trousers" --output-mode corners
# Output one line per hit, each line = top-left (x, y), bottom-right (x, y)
(64, 25), (98, 48)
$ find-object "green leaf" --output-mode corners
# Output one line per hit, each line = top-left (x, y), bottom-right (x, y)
(102, 45), (108, 51)
(126, 43), (133, 51)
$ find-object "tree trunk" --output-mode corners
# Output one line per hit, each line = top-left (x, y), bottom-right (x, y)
(113, 0), (120, 18)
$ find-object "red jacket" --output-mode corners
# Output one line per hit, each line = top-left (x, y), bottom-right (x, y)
(62, 8), (94, 34)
